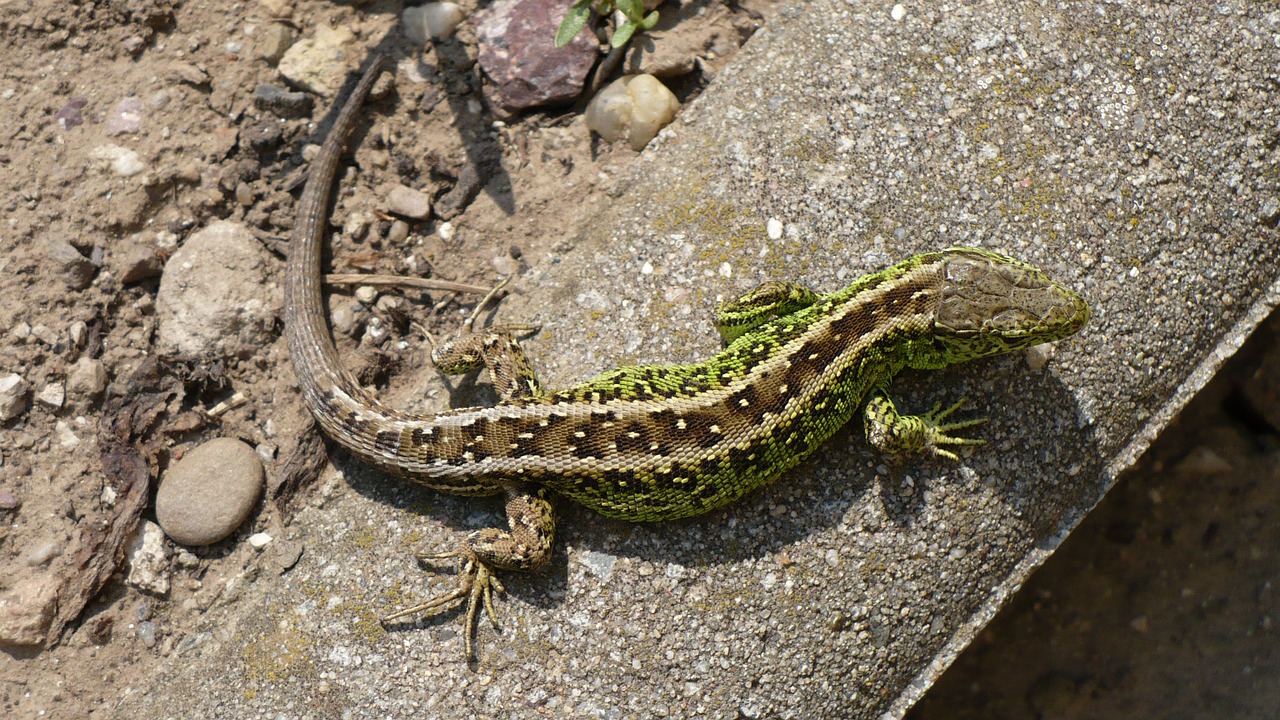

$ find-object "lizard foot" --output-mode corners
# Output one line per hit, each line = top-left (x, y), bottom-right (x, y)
(865, 392), (989, 461)
(381, 550), (505, 661)
(917, 398), (988, 461)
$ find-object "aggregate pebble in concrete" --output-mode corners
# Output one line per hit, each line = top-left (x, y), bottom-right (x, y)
(114, 2), (1280, 719)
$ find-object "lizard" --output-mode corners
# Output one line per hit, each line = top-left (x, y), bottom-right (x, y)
(284, 55), (1091, 659)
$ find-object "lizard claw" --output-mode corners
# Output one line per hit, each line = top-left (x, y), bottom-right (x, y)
(919, 398), (987, 461)
(381, 550), (504, 660)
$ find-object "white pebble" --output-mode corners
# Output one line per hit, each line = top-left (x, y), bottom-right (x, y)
(37, 382), (65, 409)
(248, 532), (273, 549)
(766, 218), (783, 240)
(55, 421), (80, 448)
(126, 521), (171, 595)
(585, 74), (680, 152)
(91, 144), (146, 177)
(25, 540), (62, 567)
(0, 373), (31, 421)
(403, 3), (464, 44)
(891, 4), (906, 21)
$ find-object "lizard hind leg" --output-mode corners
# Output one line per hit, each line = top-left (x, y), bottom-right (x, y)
(382, 485), (555, 660)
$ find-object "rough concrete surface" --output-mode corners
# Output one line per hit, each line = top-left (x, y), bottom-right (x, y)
(115, 1), (1280, 718)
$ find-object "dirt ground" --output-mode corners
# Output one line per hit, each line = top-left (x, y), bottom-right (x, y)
(1, 1), (1276, 719)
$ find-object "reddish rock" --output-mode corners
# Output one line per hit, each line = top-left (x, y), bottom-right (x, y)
(476, 0), (598, 112)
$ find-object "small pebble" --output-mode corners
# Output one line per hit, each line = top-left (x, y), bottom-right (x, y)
(55, 99), (88, 130)
(30, 324), (59, 347)
(1024, 344), (1055, 371)
(68, 321), (88, 348)
(137, 621), (158, 648)
(47, 239), (97, 290)
(276, 25), (359, 96)
(343, 212), (372, 243)
(258, 0), (293, 18)
(67, 358), (108, 406)
(90, 144), (147, 177)
(0, 491), (21, 511)
(235, 182), (255, 206)
(155, 438), (264, 546)
(171, 61), (209, 86)
(106, 96), (143, 135)
(255, 23), (295, 63)
(55, 421), (80, 448)
(176, 551), (200, 568)
(272, 541), (304, 573)
(113, 239), (165, 284)
(1260, 197), (1280, 226)
(0, 578), (58, 647)
(386, 219), (410, 244)
(36, 383), (65, 410)
(126, 520), (171, 595)
(354, 286), (378, 305)
(385, 184), (432, 220)
(256, 443), (277, 463)
(154, 220), (275, 357)
(0, 373), (31, 421)
(1174, 446), (1234, 474)
(252, 84), (314, 119)
(403, 3), (464, 43)
(123, 35), (146, 56)
(25, 540), (62, 566)
(364, 315), (389, 343)
(329, 297), (364, 338)
(248, 532), (273, 549)
(585, 74), (680, 152)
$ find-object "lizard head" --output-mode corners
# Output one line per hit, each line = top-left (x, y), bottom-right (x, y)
(928, 247), (1090, 363)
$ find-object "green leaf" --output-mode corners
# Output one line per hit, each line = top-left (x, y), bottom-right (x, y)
(555, 2), (593, 48)
(639, 10), (659, 29)
(611, 20), (637, 48)
(616, 0), (643, 21)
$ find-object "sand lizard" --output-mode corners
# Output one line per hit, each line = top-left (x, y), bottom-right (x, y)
(284, 56), (1090, 659)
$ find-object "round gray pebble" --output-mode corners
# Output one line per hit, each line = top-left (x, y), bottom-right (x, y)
(156, 437), (263, 546)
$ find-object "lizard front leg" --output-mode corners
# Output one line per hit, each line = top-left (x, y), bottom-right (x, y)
(863, 385), (987, 461)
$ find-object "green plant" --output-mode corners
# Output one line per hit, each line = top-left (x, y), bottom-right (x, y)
(555, 0), (659, 49)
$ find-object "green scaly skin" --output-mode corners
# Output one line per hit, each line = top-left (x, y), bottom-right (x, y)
(284, 57), (1091, 659)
